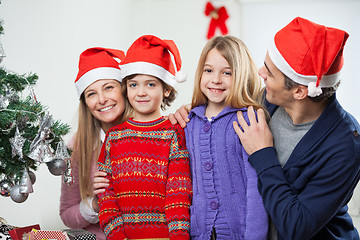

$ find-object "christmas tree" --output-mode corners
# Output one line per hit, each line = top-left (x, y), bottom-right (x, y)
(0, 19), (71, 203)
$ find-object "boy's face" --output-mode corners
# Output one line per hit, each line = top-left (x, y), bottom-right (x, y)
(126, 74), (169, 122)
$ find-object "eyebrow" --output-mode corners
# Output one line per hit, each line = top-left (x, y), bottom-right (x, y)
(264, 62), (273, 77)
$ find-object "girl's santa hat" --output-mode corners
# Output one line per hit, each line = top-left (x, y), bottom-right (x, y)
(74, 47), (125, 98)
(268, 17), (349, 97)
(120, 35), (186, 87)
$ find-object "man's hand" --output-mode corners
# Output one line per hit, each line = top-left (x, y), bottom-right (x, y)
(233, 106), (274, 155)
(168, 104), (191, 128)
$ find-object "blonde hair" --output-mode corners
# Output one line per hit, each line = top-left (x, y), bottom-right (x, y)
(191, 36), (264, 111)
(74, 94), (131, 200)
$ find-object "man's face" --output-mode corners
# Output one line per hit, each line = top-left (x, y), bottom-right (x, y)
(258, 52), (294, 107)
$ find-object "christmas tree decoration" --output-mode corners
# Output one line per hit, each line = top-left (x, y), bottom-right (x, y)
(9, 126), (26, 159)
(0, 46), (5, 63)
(29, 170), (36, 184)
(47, 158), (67, 176)
(10, 185), (28, 203)
(63, 159), (73, 185)
(0, 179), (13, 197)
(204, 1), (229, 40)
(0, 20), (71, 203)
(27, 113), (56, 163)
(19, 168), (33, 194)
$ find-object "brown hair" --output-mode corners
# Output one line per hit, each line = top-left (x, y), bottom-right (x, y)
(122, 74), (178, 111)
(284, 75), (340, 102)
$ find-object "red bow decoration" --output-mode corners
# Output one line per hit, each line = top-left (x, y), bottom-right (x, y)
(204, 1), (229, 40)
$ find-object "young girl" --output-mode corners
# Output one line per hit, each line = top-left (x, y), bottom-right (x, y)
(185, 36), (268, 239)
(97, 35), (192, 240)
(60, 47), (131, 240)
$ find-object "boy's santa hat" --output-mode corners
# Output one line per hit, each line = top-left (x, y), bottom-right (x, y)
(268, 17), (349, 97)
(120, 35), (186, 87)
(74, 47), (125, 98)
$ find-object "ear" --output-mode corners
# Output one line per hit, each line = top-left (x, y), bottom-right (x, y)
(164, 90), (171, 97)
(293, 85), (308, 100)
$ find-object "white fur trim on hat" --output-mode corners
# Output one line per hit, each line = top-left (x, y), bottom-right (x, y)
(75, 67), (122, 97)
(175, 70), (187, 83)
(268, 40), (341, 89)
(307, 81), (323, 97)
(120, 62), (177, 87)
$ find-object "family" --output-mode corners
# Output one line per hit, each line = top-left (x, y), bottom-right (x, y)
(59, 17), (360, 240)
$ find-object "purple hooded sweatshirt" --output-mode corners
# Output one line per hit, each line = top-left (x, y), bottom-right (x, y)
(185, 105), (268, 240)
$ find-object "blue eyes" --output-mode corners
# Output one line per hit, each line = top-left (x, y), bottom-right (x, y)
(128, 83), (156, 87)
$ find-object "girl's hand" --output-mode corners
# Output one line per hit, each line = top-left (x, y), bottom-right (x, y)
(168, 104), (191, 128)
(93, 171), (109, 195)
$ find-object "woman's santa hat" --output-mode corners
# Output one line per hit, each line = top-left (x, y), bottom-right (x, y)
(268, 17), (349, 97)
(74, 47), (125, 98)
(120, 35), (186, 87)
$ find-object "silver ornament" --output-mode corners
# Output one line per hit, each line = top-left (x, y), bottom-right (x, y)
(63, 159), (73, 185)
(9, 126), (26, 159)
(10, 185), (29, 203)
(47, 158), (67, 176)
(28, 114), (55, 163)
(55, 141), (71, 159)
(0, 95), (9, 109)
(19, 169), (33, 194)
(0, 41), (5, 64)
(29, 171), (36, 184)
(0, 179), (14, 197)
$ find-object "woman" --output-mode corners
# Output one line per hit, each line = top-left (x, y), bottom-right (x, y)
(60, 47), (131, 240)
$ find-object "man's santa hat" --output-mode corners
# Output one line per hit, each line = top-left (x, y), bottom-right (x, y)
(74, 47), (125, 98)
(268, 17), (349, 97)
(120, 35), (186, 87)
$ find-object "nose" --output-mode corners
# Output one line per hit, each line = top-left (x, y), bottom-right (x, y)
(98, 92), (107, 104)
(258, 66), (267, 81)
(212, 74), (222, 84)
(137, 85), (147, 96)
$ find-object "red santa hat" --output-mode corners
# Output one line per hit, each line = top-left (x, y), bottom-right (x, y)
(74, 47), (125, 98)
(268, 17), (349, 97)
(120, 35), (186, 87)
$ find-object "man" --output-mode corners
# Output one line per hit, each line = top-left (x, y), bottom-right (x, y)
(233, 17), (360, 239)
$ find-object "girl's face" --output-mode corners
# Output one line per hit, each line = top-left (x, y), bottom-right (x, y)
(200, 48), (233, 110)
(84, 79), (125, 132)
(126, 74), (169, 122)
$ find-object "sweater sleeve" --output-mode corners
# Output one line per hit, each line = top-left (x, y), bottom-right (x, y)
(165, 125), (192, 240)
(59, 136), (92, 228)
(249, 146), (360, 240)
(97, 136), (126, 240)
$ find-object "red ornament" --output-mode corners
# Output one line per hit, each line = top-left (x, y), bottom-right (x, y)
(204, 1), (229, 40)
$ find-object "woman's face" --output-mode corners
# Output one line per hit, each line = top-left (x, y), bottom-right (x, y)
(84, 79), (125, 131)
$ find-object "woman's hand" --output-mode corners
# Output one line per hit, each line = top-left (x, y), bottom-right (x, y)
(93, 171), (109, 195)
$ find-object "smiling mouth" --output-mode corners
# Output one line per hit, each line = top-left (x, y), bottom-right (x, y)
(99, 105), (114, 112)
(136, 100), (150, 103)
(209, 88), (225, 93)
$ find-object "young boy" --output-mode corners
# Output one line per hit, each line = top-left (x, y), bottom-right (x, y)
(97, 35), (191, 240)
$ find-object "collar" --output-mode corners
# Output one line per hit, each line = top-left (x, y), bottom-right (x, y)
(100, 129), (106, 143)
(188, 104), (247, 121)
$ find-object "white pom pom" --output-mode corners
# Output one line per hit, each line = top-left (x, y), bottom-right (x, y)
(307, 81), (322, 97)
(175, 70), (187, 83)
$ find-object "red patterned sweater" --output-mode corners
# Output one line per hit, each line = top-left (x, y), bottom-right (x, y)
(98, 117), (192, 240)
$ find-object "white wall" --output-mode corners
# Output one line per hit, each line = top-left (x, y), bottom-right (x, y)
(0, 0), (359, 231)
